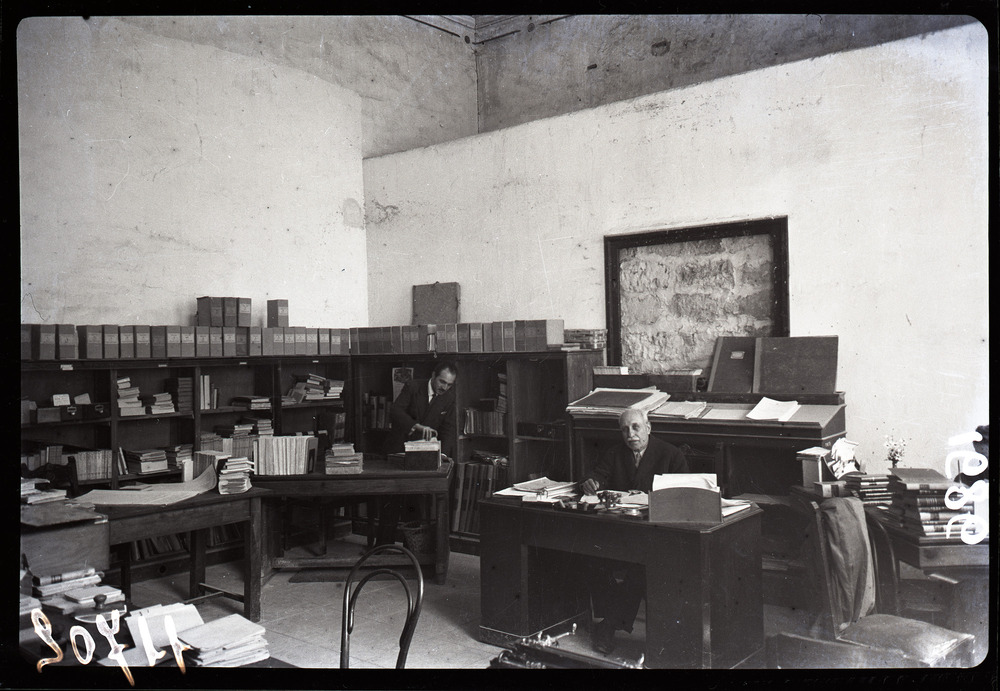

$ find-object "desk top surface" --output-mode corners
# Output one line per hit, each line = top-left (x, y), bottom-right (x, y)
(95, 486), (270, 519)
(481, 495), (762, 533)
(254, 459), (453, 482)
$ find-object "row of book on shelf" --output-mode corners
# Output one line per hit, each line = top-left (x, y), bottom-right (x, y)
(451, 451), (509, 534)
(21, 319), (605, 361)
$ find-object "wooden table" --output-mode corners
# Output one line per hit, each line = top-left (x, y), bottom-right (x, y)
(253, 460), (453, 585)
(101, 488), (268, 622)
(478, 496), (763, 669)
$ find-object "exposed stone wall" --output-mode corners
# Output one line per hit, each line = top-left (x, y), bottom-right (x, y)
(619, 234), (774, 373)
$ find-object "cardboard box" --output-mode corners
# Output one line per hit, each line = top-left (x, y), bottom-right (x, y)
(56, 324), (78, 360)
(165, 325), (182, 358)
(180, 326), (196, 358)
(222, 326), (237, 357)
(262, 327), (276, 356)
(117, 326), (134, 359)
(78, 325), (103, 359)
(267, 299), (289, 328)
(235, 327), (249, 357)
(223, 297), (239, 327)
(30, 324), (57, 360)
(649, 486), (722, 524)
(101, 325), (120, 359)
(798, 447), (833, 487)
(197, 296), (224, 327)
(237, 297), (252, 328)
(209, 327), (223, 357)
(248, 327), (263, 356)
(150, 326), (168, 359)
(134, 325), (151, 358)
(195, 326), (211, 357)
(21, 324), (33, 360)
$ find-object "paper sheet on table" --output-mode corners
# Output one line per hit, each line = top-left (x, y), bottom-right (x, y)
(746, 397), (800, 422)
(69, 466), (217, 506)
(651, 473), (751, 516)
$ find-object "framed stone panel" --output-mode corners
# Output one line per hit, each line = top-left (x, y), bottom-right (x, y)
(604, 218), (789, 372)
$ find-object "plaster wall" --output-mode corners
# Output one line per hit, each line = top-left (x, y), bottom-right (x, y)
(19, 16), (369, 328)
(364, 25), (989, 472)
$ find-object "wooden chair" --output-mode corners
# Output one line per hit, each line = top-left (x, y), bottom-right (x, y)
(340, 544), (423, 669)
(767, 497), (974, 668)
(864, 511), (954, 627)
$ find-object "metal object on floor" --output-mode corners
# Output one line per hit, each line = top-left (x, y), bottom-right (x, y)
(340, 544), (423, 669)
(488, 624), (645, 669)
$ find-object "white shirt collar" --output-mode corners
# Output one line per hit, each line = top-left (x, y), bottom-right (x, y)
(427, 379), (435, 402)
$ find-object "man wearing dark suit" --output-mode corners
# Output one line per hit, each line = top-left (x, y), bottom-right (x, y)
(375, 360), (458, 546)
(581, 407), (688, 655)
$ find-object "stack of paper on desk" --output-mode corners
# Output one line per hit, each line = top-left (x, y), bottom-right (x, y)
(746, 396), (800, 422)
(495, 477), (578, 502)
(566, 387), (670, 418)
(179, 613), (269, 667)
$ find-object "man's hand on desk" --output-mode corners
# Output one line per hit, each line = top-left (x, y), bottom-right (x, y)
(582, 478), (600, 495)
(412, 424), (438, 441)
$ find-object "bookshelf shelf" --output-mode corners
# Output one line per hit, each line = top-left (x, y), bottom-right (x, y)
(514, 435), (562, 442)
(282, 401), (345, 410)
(22, 418), (111, 429)
(116, 412), (195, 422)
(200, 405), (266, 415)
(117, 468), (185, 482)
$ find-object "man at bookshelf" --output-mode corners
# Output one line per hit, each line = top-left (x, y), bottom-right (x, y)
(376, 360), (458, 546)
(581, 408), (688, 655)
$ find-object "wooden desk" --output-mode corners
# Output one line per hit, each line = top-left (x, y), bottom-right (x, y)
(478, 497), (763, 669)
(253, 460), (452, 585)
(101, 488), (267, 622)
(570, 402), (846, 496)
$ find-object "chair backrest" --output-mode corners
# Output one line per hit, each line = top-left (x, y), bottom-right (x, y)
(340, 544), (424, 669)
(805, 497), (877, 638)
(863, 510), (902, 616)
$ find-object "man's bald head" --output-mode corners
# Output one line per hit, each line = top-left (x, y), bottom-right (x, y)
(619, 408), (651, 453)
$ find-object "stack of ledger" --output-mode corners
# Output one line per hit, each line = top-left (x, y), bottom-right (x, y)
(884, 467), (970, 539)
(242, 416), (273, 437)
(167, 377), (194, 413)
(178, 613), (269, 667)
(125, 448), (169, 474)
(287, 373), (328, 403)
(117, 377), (143, 417)
(217, 456), (253, 495)
(32, 567), (109, 611)
(165, 444), (194, 479)
(143, 391), (176, 415)
(21, 478), (67, 505)
(232, 395), (271, 411)
(325, 443), (363, 474)
(215, 423), (255, 459)
(843, 472), (893, 508)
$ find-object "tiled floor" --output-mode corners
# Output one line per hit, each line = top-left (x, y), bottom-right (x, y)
(130, 534), (816, 670)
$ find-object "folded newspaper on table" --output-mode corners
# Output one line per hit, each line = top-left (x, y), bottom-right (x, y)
(494, 477), (578, 502)
(566, 387), (671, 418)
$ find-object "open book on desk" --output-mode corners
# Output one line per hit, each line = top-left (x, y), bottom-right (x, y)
(494, 477), (578, 502)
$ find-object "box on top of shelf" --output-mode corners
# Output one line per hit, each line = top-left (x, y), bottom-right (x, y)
(55, 324), (78, 360)
(237, 297), (252, 328)
(248, 327), (263, 356)
(196, 296), (224, 327)
(102, 325), (119, 359)
(77, 325), (102, 359)
(223, 297), (239, 327)
(526, 319), (564, 350)
(235, 327), (249, 357)
(195, 326), (211, 357)
(118, 326), (134, 359)
(134, 325), (151, 358)
(30, 324), (57, 360)
(180, 326), (196, 358)
(470, 323), (484, 353)
(150, 326), (168, 359)
(457, 323), (471, 353)
(209, 326), (223, 357)
(165, 325), (182, 358)
(21, 324), (33, 360)
(267, 299), (289, 328)
(222, 326), (237, 357)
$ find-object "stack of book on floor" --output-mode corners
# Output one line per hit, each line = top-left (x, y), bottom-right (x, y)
(179, 613), (269, 667)
(217, 456), (253, 495)
(142, 391), (176, 415)
(843, 472), (893, 508)
(232, 395), (271, 411)
(31, 567), (114, 612)
(166, 377), (194, 413)
(884, 467), (970, 539)
(21, 478), (68, 504)
(116, 376), (143, 417)
(325, 443), (363, 474)
(125, 448), (169, 474)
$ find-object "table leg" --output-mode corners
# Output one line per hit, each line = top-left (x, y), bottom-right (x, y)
(246, 496), (262, 622)
(118, 543), (132, 601)
(435, 491), (450, 584)
(189, 528), (207, 599)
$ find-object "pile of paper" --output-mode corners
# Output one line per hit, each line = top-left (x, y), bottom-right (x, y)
(566, 387), (670, 418)
(179, 613), (269, 667)
(745, 396), (800, 422)
(495, 477), (578, 503)
(650, 400), (709, 420)
(325, 443), (363, 474)
(218, 456), (253, 495)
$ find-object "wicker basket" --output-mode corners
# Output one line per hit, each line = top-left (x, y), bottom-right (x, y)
(400, 521), (434, 554)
